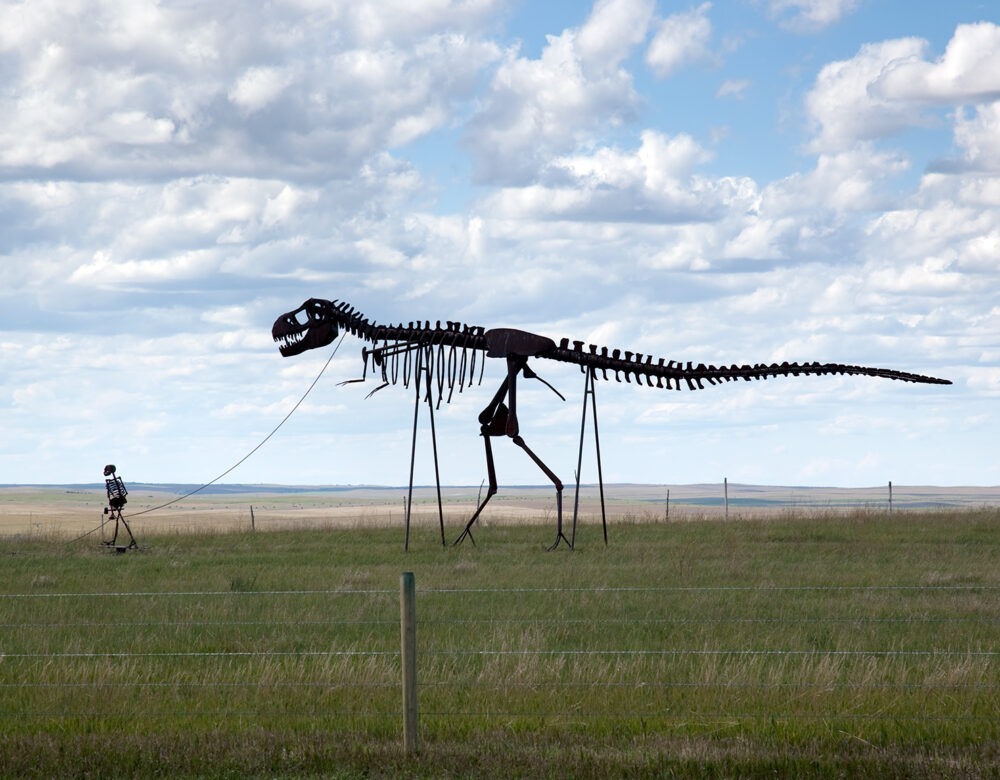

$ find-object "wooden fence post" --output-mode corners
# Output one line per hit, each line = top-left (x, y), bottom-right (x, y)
(724, 478), (729, 520)
(888, 481), (893, 515)
(400, 571), (418, 753)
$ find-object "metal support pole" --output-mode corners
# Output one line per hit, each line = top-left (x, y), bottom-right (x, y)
(570, 373), (589, 547)
(404, 353), (422, 551)
(590, 372), (607, 546)
(400, 572), (418, 754)
(571, 369), (608, 548)
(424, 363), (446, 546)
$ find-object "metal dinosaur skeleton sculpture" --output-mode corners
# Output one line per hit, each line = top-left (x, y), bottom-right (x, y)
(272, 298), (950, 549)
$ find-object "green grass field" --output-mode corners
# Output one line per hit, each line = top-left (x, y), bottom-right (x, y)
(1, 509), (999, 778)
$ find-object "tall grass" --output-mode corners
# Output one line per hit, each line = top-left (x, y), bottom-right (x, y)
(0, 508), (998, 777)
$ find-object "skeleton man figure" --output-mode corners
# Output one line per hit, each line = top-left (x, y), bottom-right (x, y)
(103, 464), (137, 549)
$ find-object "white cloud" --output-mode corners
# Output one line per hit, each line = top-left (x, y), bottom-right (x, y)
(0, 1), (989, 487)
(478, 130), (756, 226)
(645, 2), (714, 78)
(228, 66), (295, 115)
(868, 259), (970, 296)
(805, 37), (929, 152)
(763, 144), (910, 213)
(954, 103), (1000, 171)
(0, 2), (502, 180)
(767, 0), (858, 32)
(576, 0), (656, 66)
(69, 248), (222, 287)
(320, 0), (505, 45)
(806, 24), (1000, 155)
(864, 176), (1000, 286)
(464, 0), (654, 184)
(716, 78), (750, 99)
(869, 23), (1000, 105)
(557, 131), (713, 187)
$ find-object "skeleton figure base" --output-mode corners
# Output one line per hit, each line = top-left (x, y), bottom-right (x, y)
(102, 507), (138, 550)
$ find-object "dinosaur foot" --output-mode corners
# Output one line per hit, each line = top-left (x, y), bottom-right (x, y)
(546, 531), (573, 552)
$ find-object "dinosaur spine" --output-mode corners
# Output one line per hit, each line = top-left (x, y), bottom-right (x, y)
(318, 299), (951, 394)
(545, 339), (950, 388)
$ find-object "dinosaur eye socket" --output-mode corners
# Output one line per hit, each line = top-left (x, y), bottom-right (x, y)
(294, 310), (311, 325)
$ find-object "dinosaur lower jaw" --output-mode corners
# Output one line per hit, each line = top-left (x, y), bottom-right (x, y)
(275, 332), (308, 356)
(273, 323), (337, 356)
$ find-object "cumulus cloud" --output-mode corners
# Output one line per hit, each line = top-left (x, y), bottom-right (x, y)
(805, 37), (930, 152)
(866, 173), (1000, 279)
(763, 144), (910, 213)
(478, 130), (757, 228)
(869, 23), (1000, 105)
(0, 1), (987, 485)
(953, 103), (1000, 171)
(228, 67), (295, 116)
(645, 2), (714, 78)
(0, 0), (502, 181)
(463, 0), (655, 184)
(806, 23), (1000, 154)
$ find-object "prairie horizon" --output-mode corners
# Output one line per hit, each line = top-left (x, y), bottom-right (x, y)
(3, 482), (999, 540)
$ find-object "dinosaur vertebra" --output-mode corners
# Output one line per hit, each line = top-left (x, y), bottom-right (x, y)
(272, 297), (951, 548)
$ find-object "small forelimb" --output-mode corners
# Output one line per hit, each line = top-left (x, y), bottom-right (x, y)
(365, 382), (390, 399)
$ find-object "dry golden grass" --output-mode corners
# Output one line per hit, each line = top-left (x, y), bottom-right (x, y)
(1, 508), (999, 776)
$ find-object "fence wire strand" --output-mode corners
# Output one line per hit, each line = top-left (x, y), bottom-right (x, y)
(0, 589), (394, 598)
(422, 585), (1000, 593)
(2, 583), (998, 730)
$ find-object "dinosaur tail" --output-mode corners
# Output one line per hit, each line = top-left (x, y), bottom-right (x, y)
(545, 339), (952, 389)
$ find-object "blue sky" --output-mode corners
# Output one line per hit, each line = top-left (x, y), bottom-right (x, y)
(0, 0), (997, 488)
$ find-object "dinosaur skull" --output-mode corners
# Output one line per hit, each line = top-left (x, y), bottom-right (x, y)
(272, 298), (338, 356)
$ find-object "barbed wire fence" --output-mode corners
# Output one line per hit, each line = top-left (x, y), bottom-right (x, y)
(2, 579), (998, 753)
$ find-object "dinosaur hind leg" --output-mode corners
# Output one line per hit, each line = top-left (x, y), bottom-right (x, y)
(454, 379), (510, 547)
(453, 430), (497, 546)
(512, 435), (568, 551)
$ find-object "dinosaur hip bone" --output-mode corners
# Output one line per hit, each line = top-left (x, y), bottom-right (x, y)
(484, 328), (557, 358)
(273, 298), (952, 549)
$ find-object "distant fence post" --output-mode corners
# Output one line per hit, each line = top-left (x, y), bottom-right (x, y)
(400, 572), (418, 754)
(250, 505), (255, 531)
(888, 481), (893, 516)
(665, 489), (670, 521)
(724, 478), (729, 520)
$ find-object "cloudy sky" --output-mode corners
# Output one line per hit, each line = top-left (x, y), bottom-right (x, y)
(1, 0), (997, 489)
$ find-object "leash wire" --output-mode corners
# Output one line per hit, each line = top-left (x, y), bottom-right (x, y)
(66, 334), (345, 544)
